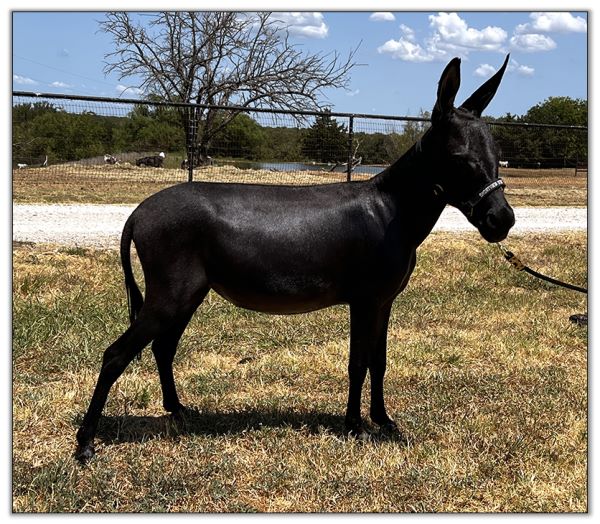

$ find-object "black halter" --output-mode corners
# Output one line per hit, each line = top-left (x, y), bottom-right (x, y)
(433, 178), (506, 217)
(457, 178), (506, 217)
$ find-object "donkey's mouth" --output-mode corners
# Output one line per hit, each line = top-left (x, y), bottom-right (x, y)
(479, 225), (511, 243)
(476, 206), (515, 243)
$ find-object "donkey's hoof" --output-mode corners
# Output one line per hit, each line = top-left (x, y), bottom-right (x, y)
(170, 404), (190, 420)
(379, 420), (401, 436)
(170, 405), (193, 431)
(75, 444), (95, 464)
(377, 421), (407, 443)
(346, 426), (372, 442)
(165, 399), (187, 414)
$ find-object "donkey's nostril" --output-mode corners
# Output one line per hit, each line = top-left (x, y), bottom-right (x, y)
(485, 211), (500, 229)
(485, 207), (515, 230)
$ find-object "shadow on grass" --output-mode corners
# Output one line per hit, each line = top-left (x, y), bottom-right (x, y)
(88, 407), (351, 446)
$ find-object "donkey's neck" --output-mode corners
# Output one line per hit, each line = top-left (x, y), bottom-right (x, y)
(374, 136), (447, 247)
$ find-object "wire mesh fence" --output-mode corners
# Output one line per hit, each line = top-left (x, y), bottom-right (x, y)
(12, 91), (588, 198)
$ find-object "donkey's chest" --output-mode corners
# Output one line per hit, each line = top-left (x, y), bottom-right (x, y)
(352, 246), (417, 301)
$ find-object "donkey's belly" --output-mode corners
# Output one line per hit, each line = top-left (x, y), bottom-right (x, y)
(208, 253), (414, 315)
(211, 278), (341, 314)
(204, 238), (348, 314)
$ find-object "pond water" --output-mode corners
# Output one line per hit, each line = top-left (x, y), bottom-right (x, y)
(223, 160), (385, 176)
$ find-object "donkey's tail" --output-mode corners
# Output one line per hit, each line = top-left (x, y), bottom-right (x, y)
(120, 215), (144, 325)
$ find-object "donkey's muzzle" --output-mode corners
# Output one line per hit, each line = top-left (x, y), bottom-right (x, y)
(479, 204), (515, 243)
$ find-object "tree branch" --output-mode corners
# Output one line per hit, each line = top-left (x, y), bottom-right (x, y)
(99, 11), (359, 153)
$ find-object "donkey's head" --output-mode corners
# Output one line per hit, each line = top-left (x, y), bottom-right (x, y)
(427, 55), (515, 243)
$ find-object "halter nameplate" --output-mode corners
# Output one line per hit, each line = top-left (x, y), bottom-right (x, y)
(476, 179), (505, 200)
(460, 178), (505, 216)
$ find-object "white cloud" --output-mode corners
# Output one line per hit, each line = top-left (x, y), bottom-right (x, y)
(399, 24), (416, 41)
(272, 12), (328, 39)
(377, 38), (435, 63)
(474, 64), (497, 78)
(370, 12), (395, 22)
(116, 85), (144, 96)
(377, 12), (508, 63)
(346, 89), (360, 97)
(515, 64), (535, 76)
(428, 12), (507, 53)
(51, 81), (72, 88)
(516, 12), (587, 34)
(509, 13), (585, 55)
(476, 59), (535, 78)
(510, 33), (557, 52)
(13, 74), (37, 85)
(508, 58), (535, 76)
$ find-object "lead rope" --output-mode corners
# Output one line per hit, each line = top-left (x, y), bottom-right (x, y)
(496, 243), (587, 294)
(495, 243), (587, 325)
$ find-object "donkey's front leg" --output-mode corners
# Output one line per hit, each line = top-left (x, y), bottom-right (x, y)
(367, 301), (396, 427)
(345, 302), (392, 440)
(368, 302), (403, 439)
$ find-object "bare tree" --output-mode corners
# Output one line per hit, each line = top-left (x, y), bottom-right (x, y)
(100, 11), (359, 165)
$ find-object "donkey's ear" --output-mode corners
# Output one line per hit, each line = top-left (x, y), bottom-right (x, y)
(460, 54), (510, 117)
(433, 57), (461, 120)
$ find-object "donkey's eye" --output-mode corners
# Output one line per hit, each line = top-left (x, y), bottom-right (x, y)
(451, 155), (471, 167)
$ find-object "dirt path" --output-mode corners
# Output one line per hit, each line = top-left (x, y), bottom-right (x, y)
(13, 203), (587, 248)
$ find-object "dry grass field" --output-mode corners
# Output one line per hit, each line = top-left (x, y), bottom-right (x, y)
(12, 232), (587, 513)
(12, 164), (587, 207)
(499, 167), (587, 207)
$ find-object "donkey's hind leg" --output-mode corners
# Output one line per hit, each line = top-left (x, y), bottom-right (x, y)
(75, 265), (209, 462)
(75, 309), (169, 462)
(151, 288), (208, 415)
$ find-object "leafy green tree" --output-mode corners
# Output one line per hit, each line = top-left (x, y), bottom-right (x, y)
(489, 97), (587, 167)
(115, 101), (185, 152)
(13, 103), (58, 163)
(262, 127), (305, 162)
(212, 113), (266, 160)
(301, 111), (348, 163)
(525, 97), (587, 165)
(352, 111), (429, 165)
(525, 96), (587, 126)
(354, 132), (389, 165)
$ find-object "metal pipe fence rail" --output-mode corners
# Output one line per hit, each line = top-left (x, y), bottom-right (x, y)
(13, 91), (587, 191)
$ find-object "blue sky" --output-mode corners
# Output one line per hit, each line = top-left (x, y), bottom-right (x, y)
(12, 10), (588, 118)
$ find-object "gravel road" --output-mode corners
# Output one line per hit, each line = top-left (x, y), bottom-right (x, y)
(13, 203), (587, 249)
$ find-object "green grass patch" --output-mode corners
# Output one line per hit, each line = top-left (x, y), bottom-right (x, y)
(12, 232), (587, 512)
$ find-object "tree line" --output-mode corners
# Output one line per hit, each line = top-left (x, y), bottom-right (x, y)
(13, 95), (587, 168)
(487, 96), (587, 168)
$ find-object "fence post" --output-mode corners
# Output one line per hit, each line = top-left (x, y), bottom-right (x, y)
(187, 106), (196, 182)
(346, 115), (354, 182)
